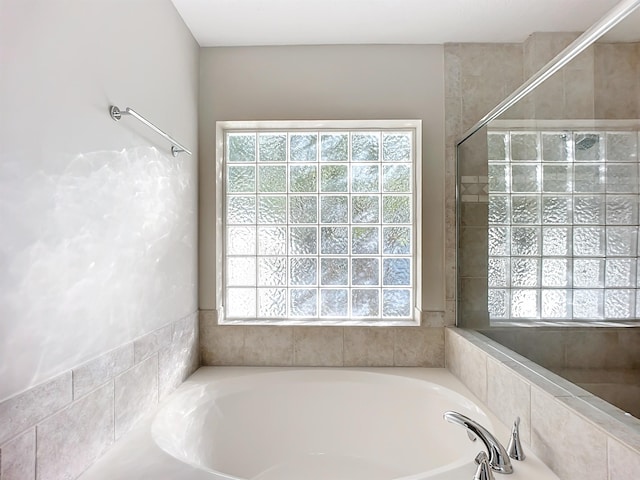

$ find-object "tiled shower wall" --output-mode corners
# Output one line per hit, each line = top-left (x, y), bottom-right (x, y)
(445, 42), (525, 326)
(0, 313), (198, 480)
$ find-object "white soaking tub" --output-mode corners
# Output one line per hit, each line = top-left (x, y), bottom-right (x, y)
(80, 368), (561, 480)
(151, 369), (488, 480)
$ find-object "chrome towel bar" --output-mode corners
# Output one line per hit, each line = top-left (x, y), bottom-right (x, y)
(109, 105), (192, 157)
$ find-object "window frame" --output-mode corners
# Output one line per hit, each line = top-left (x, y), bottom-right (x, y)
(215, 120), (423, 326)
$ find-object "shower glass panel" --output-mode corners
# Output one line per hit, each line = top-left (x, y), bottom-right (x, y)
(455, 3), (640, 419)
(487, 125), (640, 323)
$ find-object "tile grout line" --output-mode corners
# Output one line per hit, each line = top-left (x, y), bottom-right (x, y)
(33, 426), (37, 480)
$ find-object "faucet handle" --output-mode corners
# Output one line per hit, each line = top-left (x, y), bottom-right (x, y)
(474, 451), (495, 480)
(507, 417), (525, 461)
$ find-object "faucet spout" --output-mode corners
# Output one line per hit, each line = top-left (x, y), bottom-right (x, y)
(443, 411), (513, 474)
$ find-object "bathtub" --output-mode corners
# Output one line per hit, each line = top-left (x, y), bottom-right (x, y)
(152, 369), (488, 480)
(80, 368), (560, 480)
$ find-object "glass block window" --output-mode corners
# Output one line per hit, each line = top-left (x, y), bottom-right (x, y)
(488, 129), (640, 321)
(218, 121), (421, 325)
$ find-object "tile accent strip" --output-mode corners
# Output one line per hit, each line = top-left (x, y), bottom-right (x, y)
(0, 311), (198, 480)
(460, 175), (489, 203)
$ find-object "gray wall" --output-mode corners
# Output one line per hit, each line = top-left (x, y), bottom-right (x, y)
(198, 45), (448, 366)
(0, 0), (198, 409)
(199, 45), (446, 313)
(0, 1), (200, 477)
(0, 0), (199, 403)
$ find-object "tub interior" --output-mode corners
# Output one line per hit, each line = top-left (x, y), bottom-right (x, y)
(151, 369), (491, 480)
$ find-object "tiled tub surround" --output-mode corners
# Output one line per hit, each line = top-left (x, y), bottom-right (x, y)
(481, 326), (640, 418)
(0, 312), (198, 480)
(446, 327), (640, 480)
(558, 369), (640, 419)
(199, 310), (446, 367)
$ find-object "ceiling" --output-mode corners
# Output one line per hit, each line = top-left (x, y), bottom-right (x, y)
(170, 0), (637, 47)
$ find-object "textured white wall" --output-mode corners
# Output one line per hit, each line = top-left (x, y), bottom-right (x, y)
(0, 0), (199, 402)
(198, 45), (446, 314)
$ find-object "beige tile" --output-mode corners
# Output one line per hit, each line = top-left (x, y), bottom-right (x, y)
(457, 124), (489, 177)
(595, 43), (640, 119)
(533, 72), (565, 119)
(619, 329), (640, 368)
(0, 371), (72, 445)
(461, 86), (505, 132)
(458, 277), (488, 309)
(394, 327), (444, 367)
(508, 358), (593, 400)
(244, 326), (293, 366)
(498, 44), (525, 85)
(73, 344), (134, 399)
(444, 300), (456, 326)
(445, 328), (462, 374)
(609, 438), (640, 478)
(444, 50), (461, 98)
(525, 32), (577, 74)
(522, 32), (535, 77)
(421, 310), (446, 328)
(564, 330), (620, 369)
(462, 183), (484, 195)
(566, 45), (594, 72)
(444, 250), (456, 304)
(445, 95), (463, 139)
(500, 94), (535, 119)
(344, 327), (394, 366)
(458, 278), (490, 329)
(530, 386), (607, 480)
(564, 69), (595, 118)
(460, 203), (488, 227)
(37, 382), (114, 480)
(200, 325), (245, 365)
(114, 355), (159, 440)
(550, 32), (580, 57)
(486, 358), (531, 445)
(480, 328), (516, 348)
(199, 309), (217, 325)
(456, 44), (486, 76)
(459, 227), (487, 278)
(557, 395), (640, 453)
(509, 329), (566, 368)
(0, 428), (35, 480)
(459, 43), (512, 79)
(293, 327), (343, 366)
(159, 313), (199, 398)
(476, 329), (589, 397)
(133, 324), (172, 363)
(445, 328), (487, 402)
(637, 43), (640, 115)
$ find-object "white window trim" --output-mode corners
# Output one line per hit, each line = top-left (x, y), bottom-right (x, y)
(215, 119), (423, 326)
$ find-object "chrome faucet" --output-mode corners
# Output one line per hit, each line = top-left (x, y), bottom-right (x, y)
(443, 411), (513, 474)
